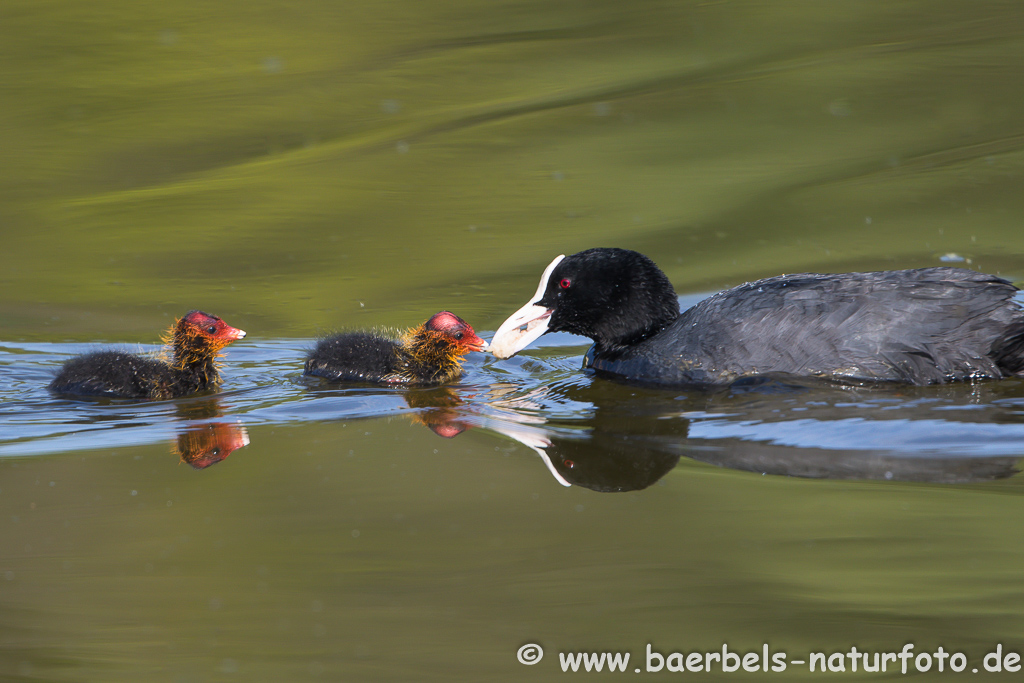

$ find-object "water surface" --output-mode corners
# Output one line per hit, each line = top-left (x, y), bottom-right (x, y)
(5, 314), (1024, 680)
(4, 1), (1024, 680)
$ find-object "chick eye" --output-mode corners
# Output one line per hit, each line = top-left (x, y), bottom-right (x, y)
(454, 331), (464, 340)
(206, 325), (217, 334)
(559, 278), (572, 289)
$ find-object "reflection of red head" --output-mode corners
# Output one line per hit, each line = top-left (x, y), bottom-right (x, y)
(404, 387), (471, 438)
(175, 423), (250, 470)
(428, 422), (468, 438)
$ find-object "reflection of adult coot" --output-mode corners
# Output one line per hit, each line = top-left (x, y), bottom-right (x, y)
(527, 381), (687, 493)
(494, 376), (1024, 487)
(680, 377), (1024, 483)
(688, 440), (1020, 483)
(542, 428), (683, 493)
(398, 373), (1023, 488)
(401, 381), (685, 491)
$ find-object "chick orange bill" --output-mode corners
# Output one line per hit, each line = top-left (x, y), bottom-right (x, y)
(221, 325), (247, 341)
(463, 331), (488, 352)
(489, 254), (565, 359)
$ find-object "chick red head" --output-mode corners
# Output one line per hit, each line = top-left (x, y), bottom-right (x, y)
(182, 311), (246, 344)
(424, 311), (488, 352)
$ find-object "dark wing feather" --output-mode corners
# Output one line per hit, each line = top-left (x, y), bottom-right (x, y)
(607, 268), (1024, 385)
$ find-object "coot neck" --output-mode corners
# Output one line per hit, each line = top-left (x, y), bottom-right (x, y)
(403, 333), (462, 384)
(171, 329), (220, 389)
(592, 312), (678, 358)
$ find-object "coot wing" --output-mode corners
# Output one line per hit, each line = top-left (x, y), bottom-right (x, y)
(604, 268), (1023, 385)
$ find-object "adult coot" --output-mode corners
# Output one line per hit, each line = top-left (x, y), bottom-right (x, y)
(489, 248), (1024, 386)
(50, 311), (246, 398)
(304, 311), (487, 385)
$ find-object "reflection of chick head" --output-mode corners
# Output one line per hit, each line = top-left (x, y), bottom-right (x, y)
(404, 386), (471, 438)
(174, 423), (250, 470)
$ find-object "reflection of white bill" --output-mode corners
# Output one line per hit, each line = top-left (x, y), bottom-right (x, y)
(482, 382), (550, 419)
(470, 415), (571, 488)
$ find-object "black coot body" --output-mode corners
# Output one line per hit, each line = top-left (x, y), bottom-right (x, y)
(490, 248), (1024, 387)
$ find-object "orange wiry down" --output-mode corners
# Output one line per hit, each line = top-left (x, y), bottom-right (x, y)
(160, 319), (231, 367)
(400, 326), (470, 385)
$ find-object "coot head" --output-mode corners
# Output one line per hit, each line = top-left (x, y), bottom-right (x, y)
(422, 311), (488, 353)
(168, 311), (246, 365)
(490, 248), (679, 358)
(179, 310), (246, 342)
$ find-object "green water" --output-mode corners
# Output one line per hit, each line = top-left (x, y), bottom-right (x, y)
(4, 1), (1024, 680)
(6, 0), (1024, 338)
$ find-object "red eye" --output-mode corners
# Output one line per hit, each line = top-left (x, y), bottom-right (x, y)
(563, 459), (575, 469)
(559, 278), (571, 289)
